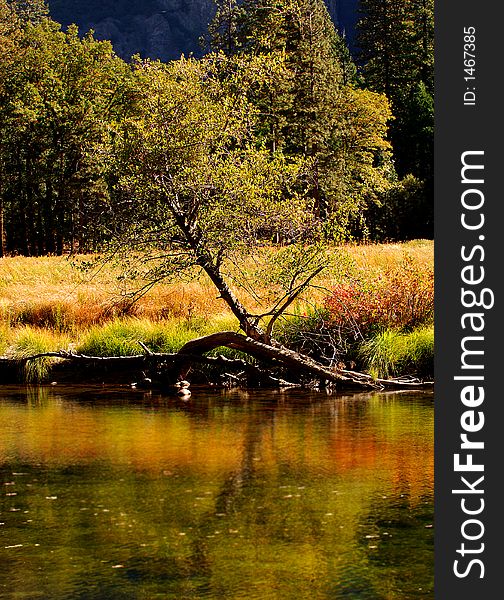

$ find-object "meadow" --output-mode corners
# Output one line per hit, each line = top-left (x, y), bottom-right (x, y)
(0, 241), (434, 382)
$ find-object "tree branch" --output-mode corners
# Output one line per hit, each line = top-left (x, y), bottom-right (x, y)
(265, 265), (325, 338)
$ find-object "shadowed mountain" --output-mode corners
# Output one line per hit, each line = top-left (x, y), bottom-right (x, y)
(48, 0), (359, 62)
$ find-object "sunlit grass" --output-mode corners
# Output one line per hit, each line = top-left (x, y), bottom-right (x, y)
(0, 242), (433, 380)
(0, 323), (10, 355)
(346, 239), (433, 272)
(76, 314), (240, 357)
(0, 241), (433, 330)
(359, 326), (434, 379)
(7, 326), (72, 382)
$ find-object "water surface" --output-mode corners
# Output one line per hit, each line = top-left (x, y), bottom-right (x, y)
(0, 386), (433, 599)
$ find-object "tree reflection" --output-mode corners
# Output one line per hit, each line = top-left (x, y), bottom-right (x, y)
(0, 387), (433, 598)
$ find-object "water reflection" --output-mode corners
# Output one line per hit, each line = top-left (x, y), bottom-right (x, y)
(0, 386), (433, 599)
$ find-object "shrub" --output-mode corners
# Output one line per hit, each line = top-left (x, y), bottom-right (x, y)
(324, 257), (433, 336)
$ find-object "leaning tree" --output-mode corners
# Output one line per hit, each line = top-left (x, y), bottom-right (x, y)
(64, 54), (410, 390)
(99, 55), (352, 386)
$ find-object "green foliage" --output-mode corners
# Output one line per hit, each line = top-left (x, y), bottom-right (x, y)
(8, 325), (70, 381)
(109, 54), (330, 339)
(0, 0), (432, 258)
(0, 1), (435, 384)
(357, 0), (433, 100)
(208, 0), (394, 234)
(356, 0), (434, 238)
(359, 326), (434, 379)
(322, 85), (395, 238)
(116, 55), (310, 247)
(0, 12), (132, 255)
(0, 0), (17, 37)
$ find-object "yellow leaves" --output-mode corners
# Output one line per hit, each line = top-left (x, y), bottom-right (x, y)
(323, 85), (395, 214)
(336, 86), (393, 154)
(118, 56), (314, 253)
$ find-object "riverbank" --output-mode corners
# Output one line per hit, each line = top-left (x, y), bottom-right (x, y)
(0, 241), (433, 384)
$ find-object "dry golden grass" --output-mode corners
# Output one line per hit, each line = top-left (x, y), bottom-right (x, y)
(0, 240), (433, 346)
(0, 256), (227, 328)
(346, 239), (433, 272)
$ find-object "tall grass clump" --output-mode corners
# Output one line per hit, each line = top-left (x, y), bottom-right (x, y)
(9, 327), (71, 382)
(76, 319), (190, 356)
(0, 324), (10, 355)
(359, 326), (434, 379)
(9, 300), (75, 331)
(76, 315), (241, 357)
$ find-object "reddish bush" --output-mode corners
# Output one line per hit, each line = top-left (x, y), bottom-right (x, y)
(324, 260), (434, 335)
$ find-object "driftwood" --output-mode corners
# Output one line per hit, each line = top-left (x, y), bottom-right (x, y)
(2, 330), (434, 391)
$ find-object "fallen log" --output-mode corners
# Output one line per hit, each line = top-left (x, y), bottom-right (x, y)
(176, 331), (378, 387)
(1, 331), (433, 390)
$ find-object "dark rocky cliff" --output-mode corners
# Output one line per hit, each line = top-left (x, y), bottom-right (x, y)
(48, 0), (358, 62)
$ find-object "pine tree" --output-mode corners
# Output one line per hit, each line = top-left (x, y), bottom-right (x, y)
(208, 0), (393, 233)
(207, 0), (244, 55)
(356, 0), (434, 165)
(357, 0), (434, 237)
(209, 0), (348, 156)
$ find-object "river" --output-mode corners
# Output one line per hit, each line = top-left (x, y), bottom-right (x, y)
(0, 386), (433, 599)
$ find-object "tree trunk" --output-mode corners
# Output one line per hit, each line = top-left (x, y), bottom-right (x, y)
(176, 331), (375, 387)
(169, 201), (268, 342)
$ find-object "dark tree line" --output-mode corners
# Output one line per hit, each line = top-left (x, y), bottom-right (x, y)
(0, 0), (132, 256)
(357, 0), (434, 239)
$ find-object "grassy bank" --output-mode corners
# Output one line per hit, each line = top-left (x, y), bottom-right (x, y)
(0, 241), (433, 382)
